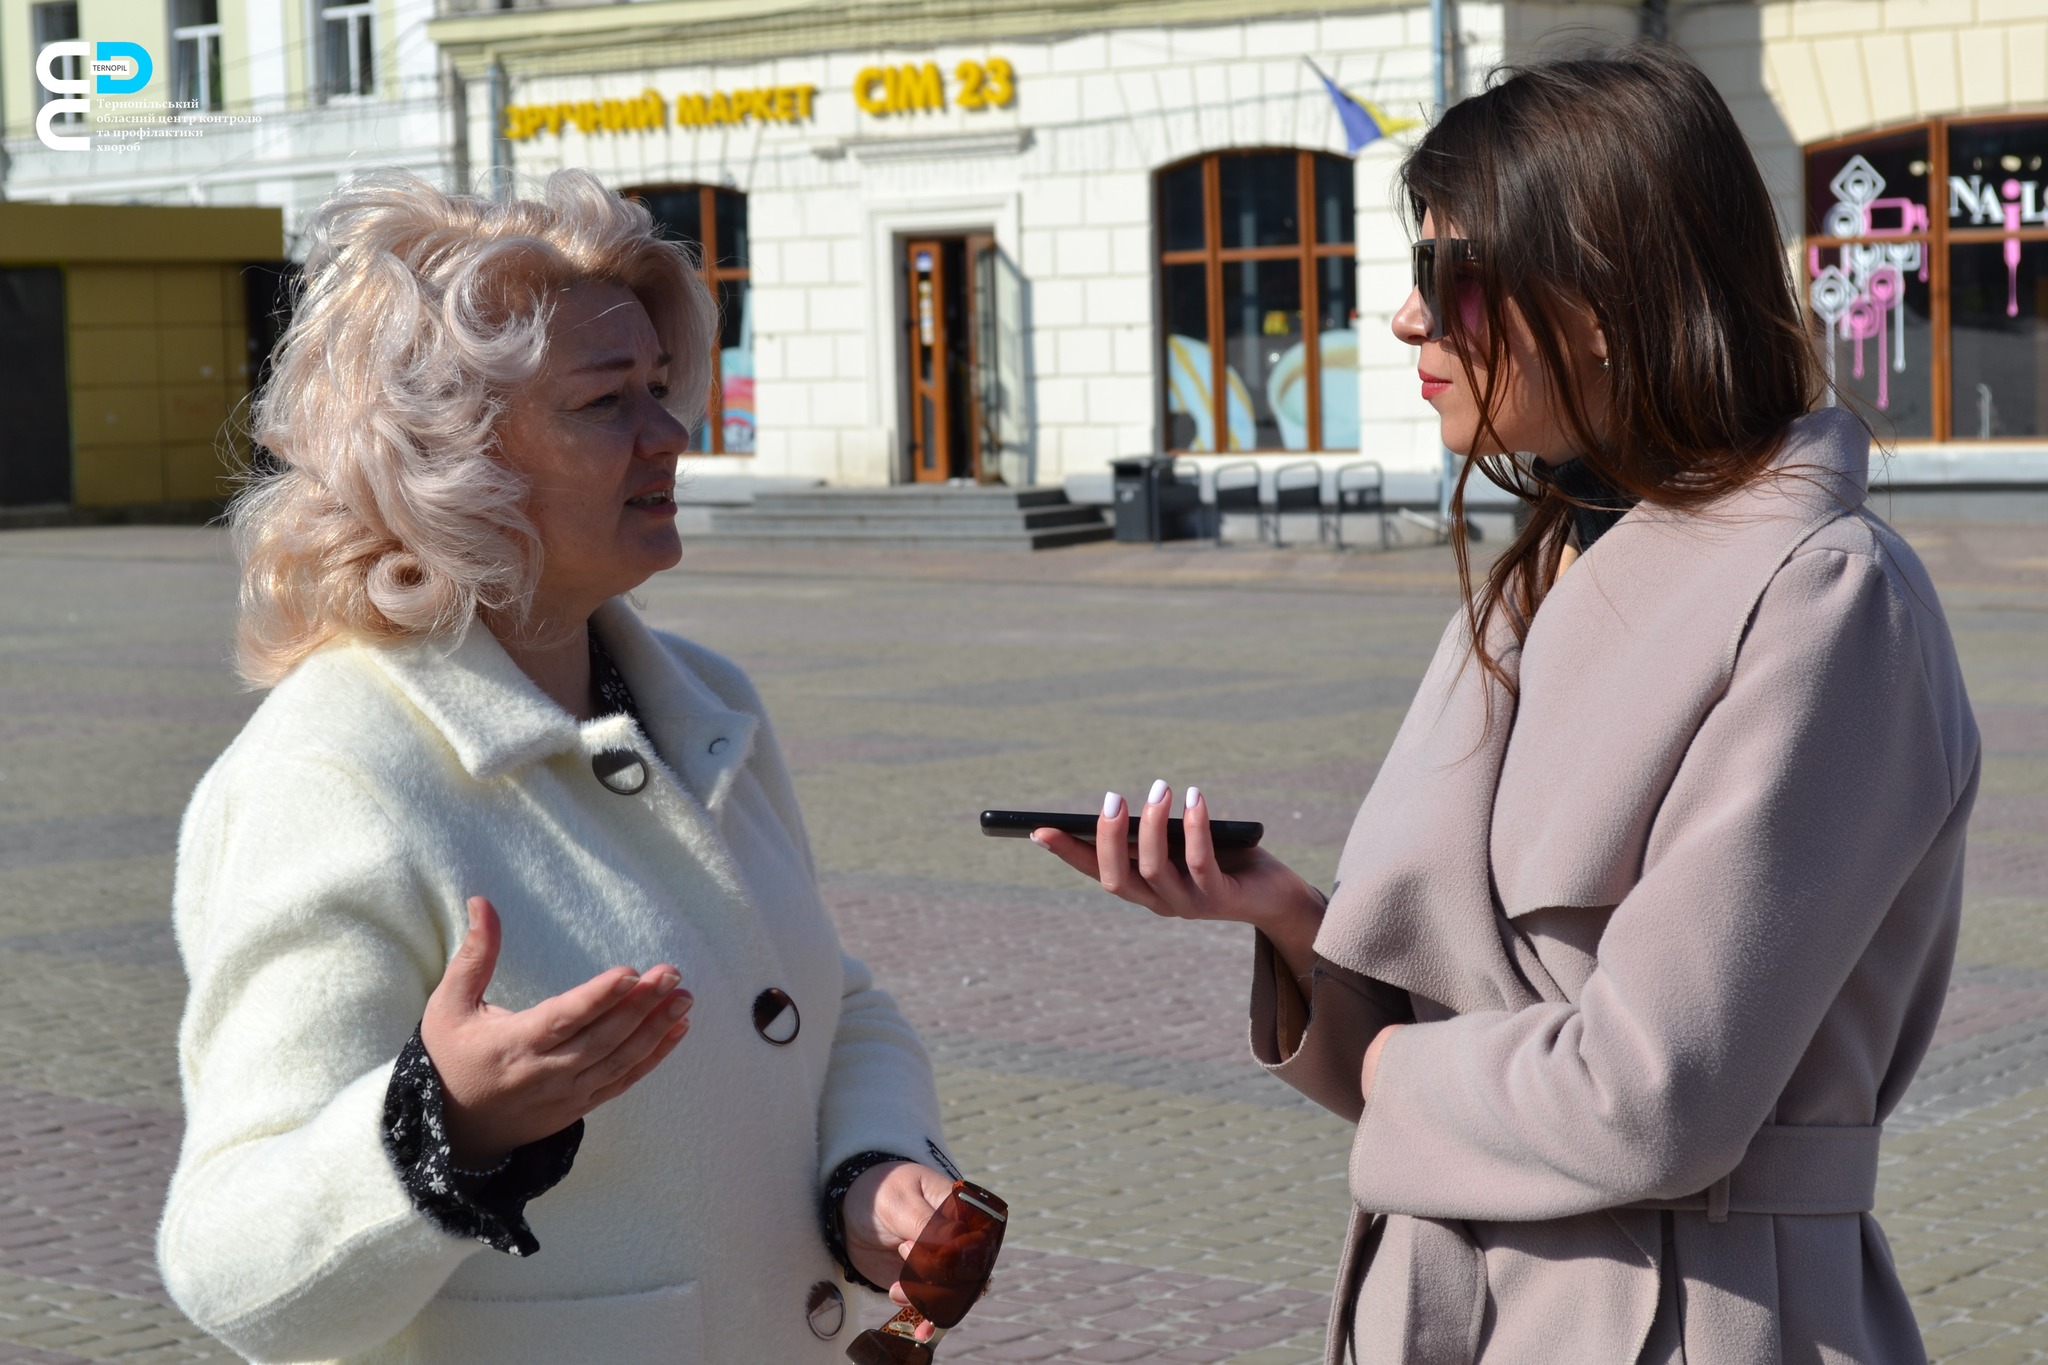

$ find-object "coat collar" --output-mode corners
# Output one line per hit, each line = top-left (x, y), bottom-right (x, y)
(1602, 405), (1869, 544)
(369, 621), (580, 782)
(364, 600), (758, 806)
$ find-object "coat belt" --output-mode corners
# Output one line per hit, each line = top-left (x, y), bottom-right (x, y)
(1622, 1123), (1882, 1223)
(1381, 1124), (1884, 1365)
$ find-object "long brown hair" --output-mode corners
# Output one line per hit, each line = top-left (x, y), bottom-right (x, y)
(1403, 45), (1824, 695)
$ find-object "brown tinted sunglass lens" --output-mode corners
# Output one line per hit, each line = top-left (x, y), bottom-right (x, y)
(844, 1330), (933, 1365)
(899, 1183), (1009, 1329)
(845, 1331), (932, 1365)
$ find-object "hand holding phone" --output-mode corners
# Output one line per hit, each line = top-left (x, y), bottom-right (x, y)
(1002, 783), (1325, 974)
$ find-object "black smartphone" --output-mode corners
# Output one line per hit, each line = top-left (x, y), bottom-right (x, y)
(980, 809), (1265, 848)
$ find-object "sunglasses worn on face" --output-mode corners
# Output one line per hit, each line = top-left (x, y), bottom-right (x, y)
(844, 1181), (1009, 1364)
(1412, 237), (1481, 341)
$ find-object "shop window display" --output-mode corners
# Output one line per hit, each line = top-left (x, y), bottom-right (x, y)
(1157, 150), (1359, 453)
(625, 184), (754, 454)
(1805, 117), (2048, 441)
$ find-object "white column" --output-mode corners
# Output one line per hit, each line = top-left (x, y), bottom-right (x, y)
(244, 0), (290, 115)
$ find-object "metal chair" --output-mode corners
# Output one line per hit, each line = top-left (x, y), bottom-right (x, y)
(1211, 460), (1262, 546)
(1270, 461), (1323, 548)
(1330, 461), (1392, 550)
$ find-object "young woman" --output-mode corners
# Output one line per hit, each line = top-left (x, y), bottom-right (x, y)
(159, 171), (972, 1364)
(1037, 48), (1975, 1364)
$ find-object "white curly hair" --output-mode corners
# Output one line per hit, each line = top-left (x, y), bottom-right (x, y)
(229, 168), (716, 687)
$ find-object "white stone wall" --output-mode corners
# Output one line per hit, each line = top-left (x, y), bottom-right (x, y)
(488, 8), (1478, 488)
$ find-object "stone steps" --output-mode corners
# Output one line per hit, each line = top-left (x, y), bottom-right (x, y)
(709, 486), (1113, 551)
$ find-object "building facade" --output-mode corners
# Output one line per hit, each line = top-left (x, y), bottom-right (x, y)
(1, 0), (459, 240)
(427, 0), (2048, 498)
(6, 1), (2048, 515)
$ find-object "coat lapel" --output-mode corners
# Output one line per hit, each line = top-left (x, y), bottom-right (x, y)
(1316, 409), (1873, 1011)
(1492, 409), (1873, 919)
(591, 599), (759, 812)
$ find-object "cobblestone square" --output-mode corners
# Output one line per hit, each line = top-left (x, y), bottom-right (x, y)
(0, 506), (2043, 1363)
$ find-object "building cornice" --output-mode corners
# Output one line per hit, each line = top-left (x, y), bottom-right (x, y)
(428, 0), (1411, 81)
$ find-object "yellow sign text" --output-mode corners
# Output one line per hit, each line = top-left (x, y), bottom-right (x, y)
(504, 89), (667, 140)
(676, 84), (816, 128)
(853, 58), (1014, 117)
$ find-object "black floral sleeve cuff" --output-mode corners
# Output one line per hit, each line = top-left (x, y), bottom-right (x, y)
(820, 1150), (915, 1292)
(381, 1025), (583, 1258)
(820, 1139), (964, 1293)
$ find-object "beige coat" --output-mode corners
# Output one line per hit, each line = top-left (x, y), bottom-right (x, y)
(1252, 408), (1977, 1364)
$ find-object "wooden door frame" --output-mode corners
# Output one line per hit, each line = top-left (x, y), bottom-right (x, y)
(965, 231), (997, 483)
(905, 238), (951, 483)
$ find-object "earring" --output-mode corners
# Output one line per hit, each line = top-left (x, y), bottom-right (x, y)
(1599, 357), (1611, 373)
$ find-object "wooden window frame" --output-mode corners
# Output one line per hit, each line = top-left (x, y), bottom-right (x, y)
(1156, 148), (1356, 454)
(624, 183), (750, 455)
(1805, 113), (2048, 443)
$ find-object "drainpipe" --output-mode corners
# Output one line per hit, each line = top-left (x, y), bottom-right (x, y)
(1432, 0), (1459, 533)
(488, 56), (512, 201)
(1640, 0), (1671, 41)
(445, 52), (471, 194)
(1431, 0), (1456, 116)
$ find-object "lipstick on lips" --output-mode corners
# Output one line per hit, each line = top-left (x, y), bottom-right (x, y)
(1419, 369), (1452, 401)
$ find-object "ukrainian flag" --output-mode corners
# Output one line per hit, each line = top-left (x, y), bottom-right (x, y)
(1306, 58), (1423, 155)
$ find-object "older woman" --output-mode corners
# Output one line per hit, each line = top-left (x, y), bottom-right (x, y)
(160, 170), (965, 1364)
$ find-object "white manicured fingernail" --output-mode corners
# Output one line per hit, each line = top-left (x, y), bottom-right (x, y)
(1146, 778), (1169, 807)
(1102, 791), (1125, 818)
(1186, 785), (1202, 809)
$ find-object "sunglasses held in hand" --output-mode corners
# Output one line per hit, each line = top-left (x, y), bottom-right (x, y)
(844, 1181), (1009, 1364)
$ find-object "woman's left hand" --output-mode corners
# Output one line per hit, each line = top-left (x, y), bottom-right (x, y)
(842, 1161), (957, 1318)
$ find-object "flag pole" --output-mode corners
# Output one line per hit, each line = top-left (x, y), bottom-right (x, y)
(1432, 0), (1458, 539)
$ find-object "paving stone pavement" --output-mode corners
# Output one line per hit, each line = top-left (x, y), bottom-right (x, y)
(0, 507), (2043, 1363)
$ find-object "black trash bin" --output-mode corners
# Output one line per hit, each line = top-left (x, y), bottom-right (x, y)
(1110, 456), (1206, 543)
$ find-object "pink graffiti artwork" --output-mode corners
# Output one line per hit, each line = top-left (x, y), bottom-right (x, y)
(1864, 196), (1930, 242)
(1864, 267), (1902, 409)
(1843, 297), (1882, 405)
(2004, 179), (2024, 318)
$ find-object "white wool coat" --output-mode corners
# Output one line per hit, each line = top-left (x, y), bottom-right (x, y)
(160, 599), (948, 1364)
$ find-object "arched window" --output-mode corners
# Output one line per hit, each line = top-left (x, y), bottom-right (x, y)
(625, 184), (753, 454)
(1806, 117), (2048, 440)
(1156, 150), (1357, 452)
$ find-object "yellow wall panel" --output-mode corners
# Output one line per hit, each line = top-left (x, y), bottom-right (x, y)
(73, 447), (165, 507)
(227, 324), (254, 384)
(69, 329), (158, 387)
(72, 386), (164, 449)
(0, 204), (282, 266)
(163, 442), (235, 502)
(157, 326), (233, 386)
(156, 267), (228, 325)
(222, 269), (249, 333)
(161, 386), (234, 444)
(66, 267), (158, 327)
